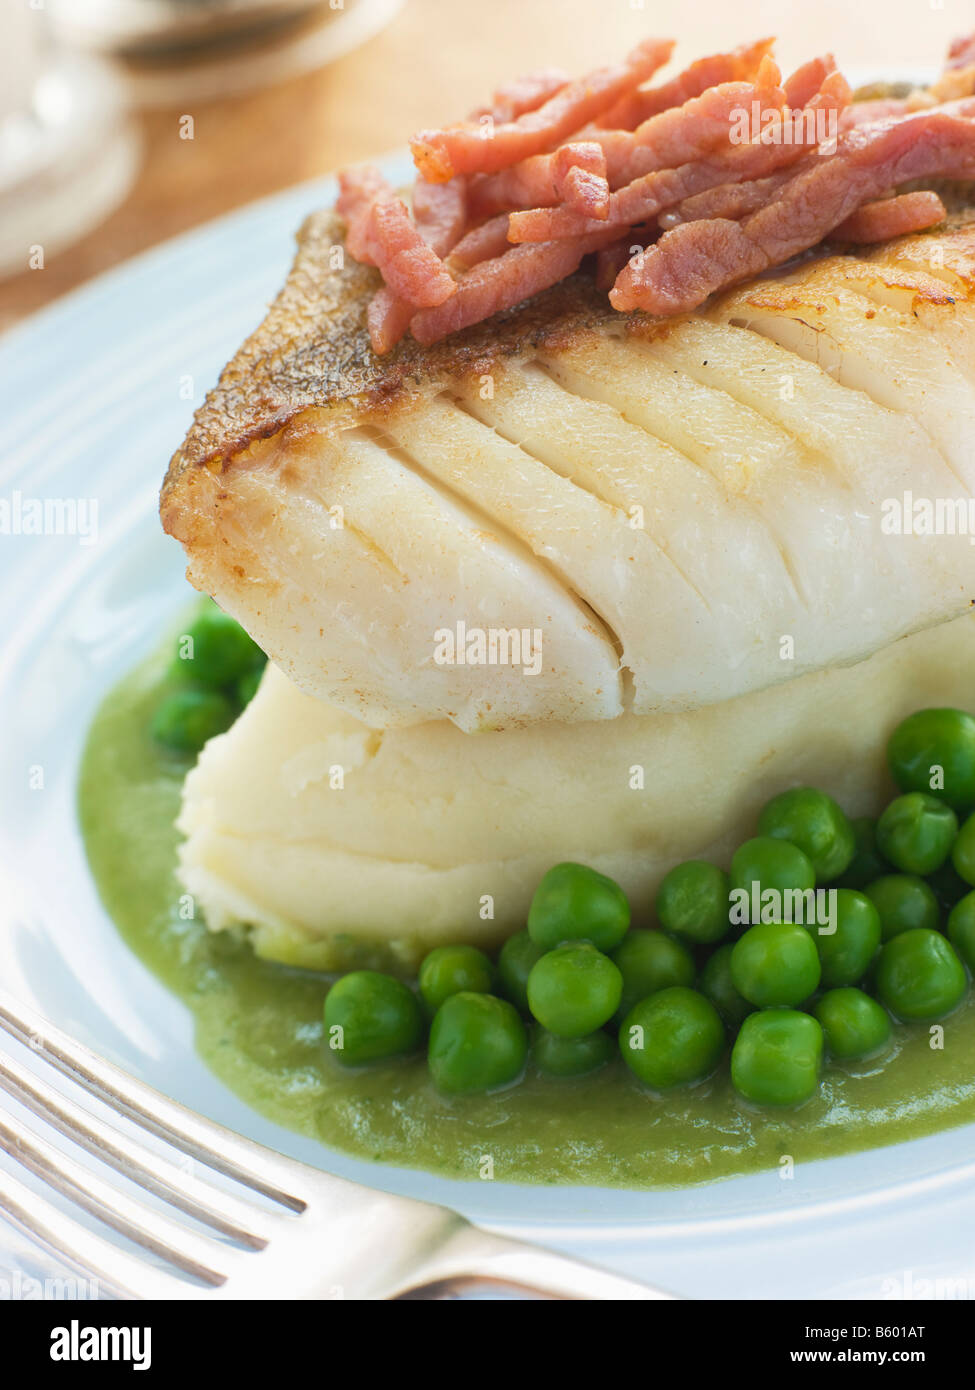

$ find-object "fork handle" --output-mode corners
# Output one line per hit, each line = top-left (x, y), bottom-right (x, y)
(398, 1226), (675, 1301)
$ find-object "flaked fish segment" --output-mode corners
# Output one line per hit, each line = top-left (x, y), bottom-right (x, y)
(385, 389), (718, 712)
(469, 141), (607, 218)
(833, 190), (947, 241)
(194, 424), (622, 732)
(409, 228), (619, 345)
(610, 101), (975, 313)
(647, 313), (971, 622)
(595, 36), (776, 130)
(410, 37), (674, 181)
(724, 265), (975, 492)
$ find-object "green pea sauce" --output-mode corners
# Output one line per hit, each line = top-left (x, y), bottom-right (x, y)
(78, 643), (975, 1188)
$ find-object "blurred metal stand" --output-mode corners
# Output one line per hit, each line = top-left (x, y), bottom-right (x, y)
(0, 1), (139, 280)
(48, 0), (403, 106)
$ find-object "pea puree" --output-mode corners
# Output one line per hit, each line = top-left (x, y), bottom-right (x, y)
(78, 641), (975, 1188)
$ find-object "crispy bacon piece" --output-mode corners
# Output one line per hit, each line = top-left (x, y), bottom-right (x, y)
(831, 189), (947, 242)
(782, 54), (836, 110)
(410, 37), (674, 182)
(336, 165), (394, 263)
(595, 37), (775, 129)
(562, 165), (610, 218)
(410, 229), (620, 345)
(364, 199), (456, 308)
(609, 101), (975, 314)
(446, 214), (513, 270)
(472, 68), (571, 123)
(367, 287), (415, 355)
(412, 177), (468, 256)
(468, 142), (606, 217)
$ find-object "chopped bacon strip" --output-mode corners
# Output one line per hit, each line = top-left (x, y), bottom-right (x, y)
(410, 37), (674, 182)
(364, 199), (456, 308)
(782, 54), (836, 110)
(610, 101), (975, 314)
(410, 229), (620, 345)
(832, 189), (947, 242)
(469, 141), (606, 218)
(336, 165), (394, 263)
(367, 287), (415, 355)
(562, 165), (610, 218)
(471, 68), (571, 123)
(447, 214), (514, 270)
(596, 37), (775, 129)
(412, 177), (468, 256)
(594, 234), (652, 290)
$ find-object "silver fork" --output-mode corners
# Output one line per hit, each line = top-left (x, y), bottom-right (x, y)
(0, 990), (671, 1300)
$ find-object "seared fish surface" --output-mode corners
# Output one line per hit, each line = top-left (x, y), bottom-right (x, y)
(163, 209), (975, 731)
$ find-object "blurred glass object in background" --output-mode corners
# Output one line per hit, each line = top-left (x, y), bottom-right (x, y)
(48, 0), (403, 106)
(0, 0), (139, 280)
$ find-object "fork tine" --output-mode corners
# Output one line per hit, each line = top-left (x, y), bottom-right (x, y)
(0, 1046), (274, 1249)
(0, 1107), (229, 1286)
(0, 989), (305, 1210)
(0, 1163), (197, 1300)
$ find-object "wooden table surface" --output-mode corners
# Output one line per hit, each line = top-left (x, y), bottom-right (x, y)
(0, 0), (964, 327)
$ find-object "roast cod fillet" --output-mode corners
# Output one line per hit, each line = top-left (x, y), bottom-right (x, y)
(163, 207), (975, 733)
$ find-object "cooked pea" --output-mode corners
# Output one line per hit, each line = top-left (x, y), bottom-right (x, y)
(875, 792), (957, 876)
(864, 873), (940, 940)
(324, 971), (424, 1066)
(428, 993), (527, 1093)
(810, 887), (882, 988)
(758, 787), (856, 882)
(418, 945), (494, 1015)
(174, 607), (266, 688)
(151, 689), (236, 754)
(527, 862), (630, 952)
(699, 943), (755, 1029)
(813, 988), (891, 1061)
(496, 929), (544, 1014)
(947, 891), (975, 972)
(655, 861), (730, 944)
(619, 987), (724, 1090)
(836, 817), (889, 890)
(887, 707), (975, 812)
(531, 1024), (614, 1078)
(527, 943), (623, 1037)
(951, 811), (975, 887)
(731, 1010), (823, 1107)
(730, 837), (816, 913)
(610, 929), (695, 1018)
(730, 922), (821, 1008)
(874, 928), (967, 1022)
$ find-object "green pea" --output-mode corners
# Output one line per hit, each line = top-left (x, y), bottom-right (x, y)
(952, 812), (975, 887)
(699, 943), (755, 1030)
(428, 993), (527, 1094)
(811, 887), (882, 988)
(875, 793), (957, 876)
(150, 689), (236, 754)
(610, 929), (695, 1018)
(757, 787), (856, 882)
(865, 874), (940, 940)
(836, 817), (889, 890)
(496, 929), (544, 1014)
(236, 668), (263, 707)
(947, 891), (975, 972)
(527, 943), (622, 1038)
(730, 922), (821, 1008)
(813, 988), (891, 1061)
(729, 837), (816, 922)
(324, 971), (424, 1066)
(874, 928), (967, 1022)
(527, 862), (630, 952)
(927, 859), (970, 913)
(655, 861), (730, 944)
(887, 707), (975, 812)
(619, 987), (724, 1090)
(418, 945), (494, 1015)
(731, 1009), (823, 1107)
(531, 1024), (614, 1078)
(174, 607), (266, 688)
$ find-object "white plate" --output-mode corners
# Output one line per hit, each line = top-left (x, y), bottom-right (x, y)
(2, 144), (975, 1301)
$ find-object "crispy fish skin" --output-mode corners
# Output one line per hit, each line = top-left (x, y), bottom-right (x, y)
(163, 208), (975, 732)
